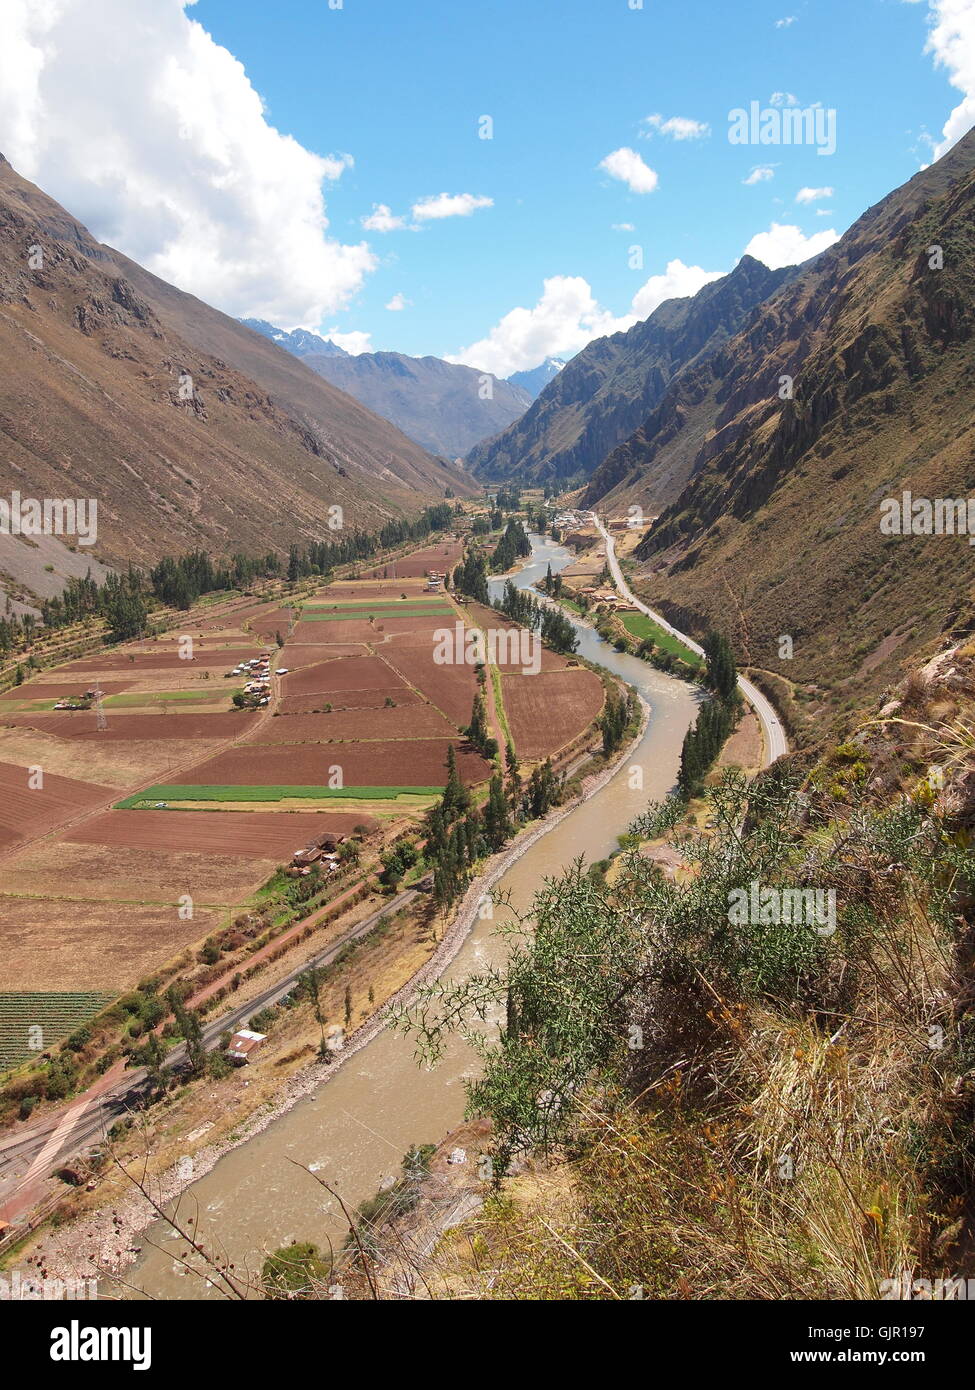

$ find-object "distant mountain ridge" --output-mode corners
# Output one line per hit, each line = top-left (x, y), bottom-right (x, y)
(242, 321), (532, 459)
(465, 256), (793, 485)
(241, 318), (349, 358)
(0, 153), (468, 601)
(610, 130), (975, 730)
(507, 357), (566, 399)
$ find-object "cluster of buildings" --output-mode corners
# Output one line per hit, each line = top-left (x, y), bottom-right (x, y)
(424, 570), (445, 592)
(288, 830), (350, 877)
(230, 651), (272, 704)
(580, 587), (637, 612)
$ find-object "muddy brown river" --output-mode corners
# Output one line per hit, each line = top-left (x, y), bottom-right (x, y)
(129, 534), (700, 1297)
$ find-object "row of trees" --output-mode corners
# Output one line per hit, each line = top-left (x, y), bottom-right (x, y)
(425, 743), (563, 913)
(493, 578), (578, 656)
(599, 689), (638, 757)
(1, 502), (457, 657)
(490, 516), (532, 572)
(677, 630), (741, 796)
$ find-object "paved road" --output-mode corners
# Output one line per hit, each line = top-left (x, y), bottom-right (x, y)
(591, 516), (788, 767)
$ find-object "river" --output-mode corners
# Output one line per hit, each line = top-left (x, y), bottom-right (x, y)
(128, 532), (700, 1298)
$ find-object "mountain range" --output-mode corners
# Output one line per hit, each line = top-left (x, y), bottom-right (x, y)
(465, 257), (792, 486)
(618, 128), (975, 730)
(0, 154), (469, 605)
(241, 318), (531, 459)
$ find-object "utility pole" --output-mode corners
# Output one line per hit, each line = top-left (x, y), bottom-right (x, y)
(92, 687), (107, 731)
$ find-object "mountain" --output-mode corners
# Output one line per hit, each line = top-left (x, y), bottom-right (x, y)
(465, 257), (792, 484)
(507, 357), (566, 399)
(240, 319), (348, 358)
(0, 154), (469, 601)
(615, 130), (975, 734)
(276, 345), (531, 459)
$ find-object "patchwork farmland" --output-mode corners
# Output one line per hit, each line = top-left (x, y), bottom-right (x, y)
(0, 549), (604, 1059)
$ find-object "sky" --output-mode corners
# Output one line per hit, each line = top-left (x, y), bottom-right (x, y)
(0, 0), (972, 377)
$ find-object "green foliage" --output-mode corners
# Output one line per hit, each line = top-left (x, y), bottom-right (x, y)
(262, 1242), (332, 1298)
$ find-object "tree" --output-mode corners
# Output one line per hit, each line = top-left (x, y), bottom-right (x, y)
(300, 965), (328, 1059)
(484, 772), (513, 850)
(167, 987), (205, 1074)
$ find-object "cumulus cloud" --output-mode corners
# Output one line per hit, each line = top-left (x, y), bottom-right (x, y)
(362, 203), (406, 232)
(775, 15), (798, 27)
(795, 185), (834, 202)
(323, 329), (373, 355)
(385, 292), (409, 311)
(410, 192), (493, 221)
(598, 147), (659, 194)
(630, 259), (724, 319)
(641, 114), (710, 140)
(923, 0), (975, 158)
(743, 165), (776, 184)
(743, 221), (839, 268)
(0, 0), (377, 328)
(448, 259), (723, 377)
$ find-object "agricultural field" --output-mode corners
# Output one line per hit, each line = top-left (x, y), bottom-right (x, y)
(618, 611), (703, 669)
(501, 668), (606, 760)
(0, 539), (604, 1046)
(0, 993), (117, 1070)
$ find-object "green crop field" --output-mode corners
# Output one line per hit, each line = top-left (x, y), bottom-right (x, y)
(0, 991), (116, 1071)
(619, 612), (703, 668)
(104, 689), (243, 706)
(116, 784), (444, 808)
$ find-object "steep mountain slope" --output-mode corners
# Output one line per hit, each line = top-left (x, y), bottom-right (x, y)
(240, 317), (530, 459)
(507, 357), (565, 400)
(620, 131), (975, 733)
(0, 154), (468, 599)
(465, 257), (792, 485)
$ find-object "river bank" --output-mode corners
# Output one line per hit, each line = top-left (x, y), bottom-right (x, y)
(30, 532), (697, 1298)
(22, 650), (652, 1296)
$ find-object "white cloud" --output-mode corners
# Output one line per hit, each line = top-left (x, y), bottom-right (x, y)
(362, 203), (406, 232)
(775, 15), (798, 27)
(641, 114), (710, 140)
(411, 192), (493, 221)
(448, 258), (723, 377)
(630, 259), (724, 319)
(323, 329), (372, 355)
(612, 222), (636, 231)
(743, 165), (776, 184)
(743, 221), (839, 268)
(795, 185), (834, 202)
(923, 0), (975, 158)
(0, 0), (376, 327)
(770, 90), (800, 107)
(814, 207), (834, 216)
(385, 292), (409, 311)
(598, 147), (659, 194)
(447, 276), (627, 376)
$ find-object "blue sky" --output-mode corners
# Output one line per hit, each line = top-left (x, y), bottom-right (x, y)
(1, 0), (971, 375)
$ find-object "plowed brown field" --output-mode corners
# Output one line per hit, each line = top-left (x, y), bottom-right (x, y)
(183, 740), (488, 787)
(65, 809), (376, 856)
(253, 704), (456, 744)
(0, 711), (253, 740)
(380, 647), (477, 725)
(502, 669), (605, 759)
(281, 655), (409, 697)
(278, 686), (422, 715)
(0, 760), (113, 846)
